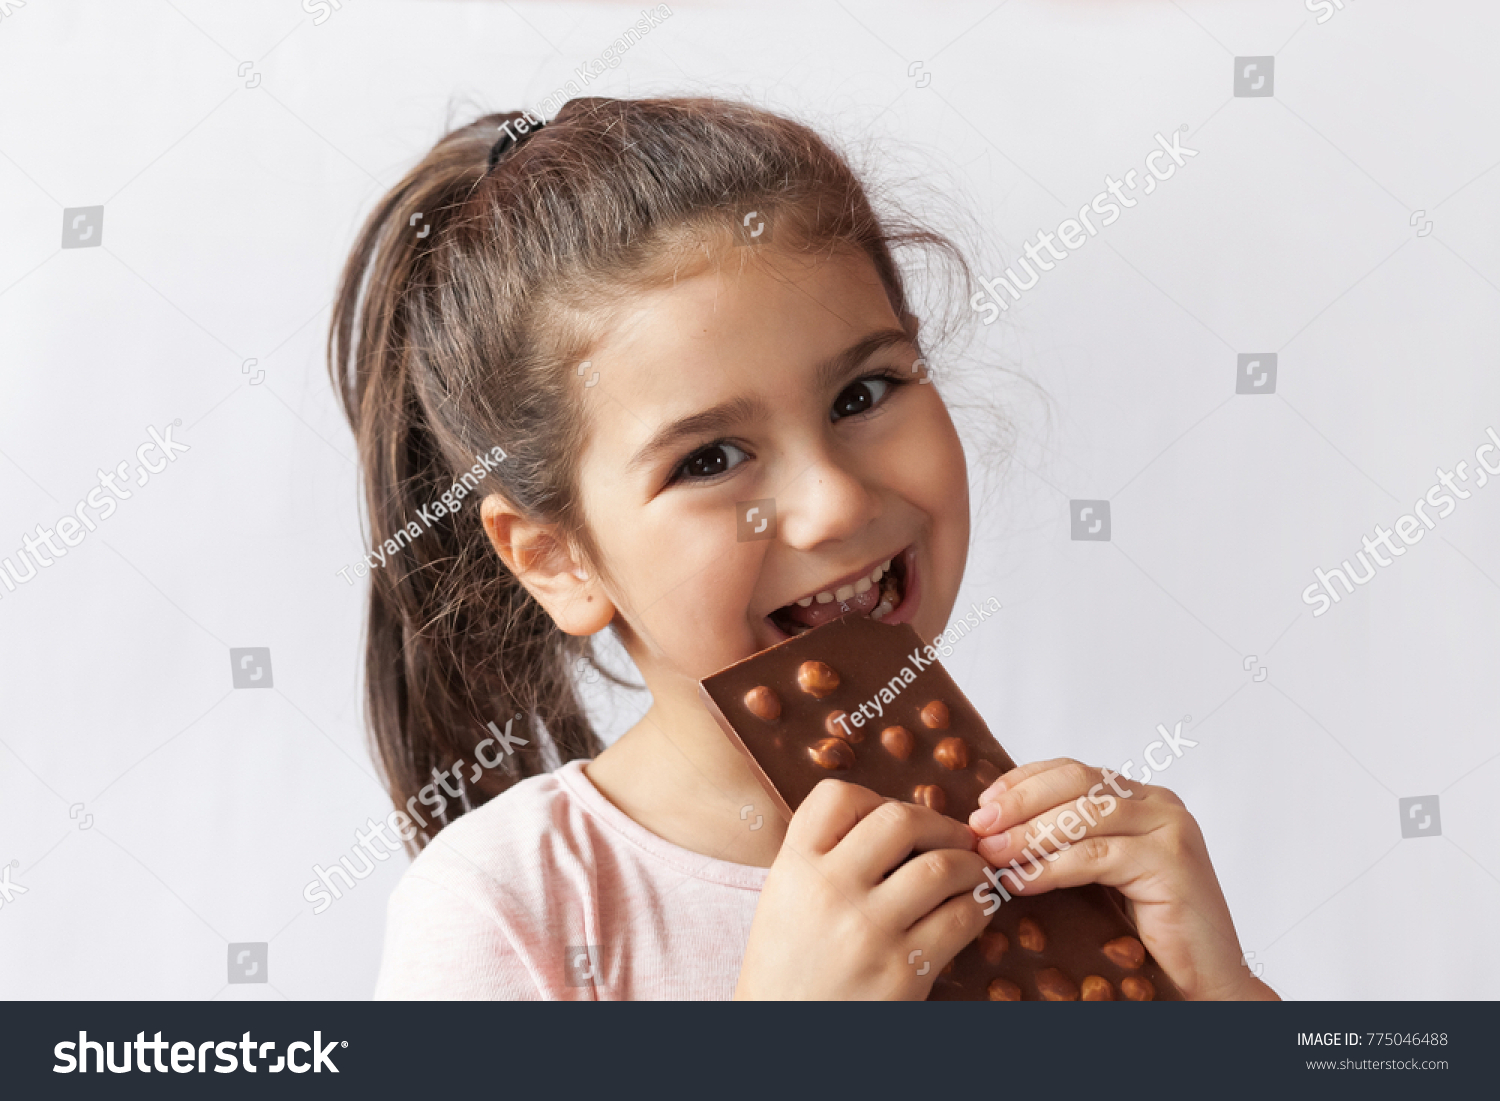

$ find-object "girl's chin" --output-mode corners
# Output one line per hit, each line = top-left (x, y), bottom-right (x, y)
(760, 544), (924, 647)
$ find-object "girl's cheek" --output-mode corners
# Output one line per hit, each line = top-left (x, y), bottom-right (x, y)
(630, 521), (759, 662)
(870, 391), (963, 504)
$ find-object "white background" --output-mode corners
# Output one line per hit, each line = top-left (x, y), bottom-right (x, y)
(1, 0), (1496, 1000)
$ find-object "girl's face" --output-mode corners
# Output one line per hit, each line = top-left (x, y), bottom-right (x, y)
(573, 243), (970, 695)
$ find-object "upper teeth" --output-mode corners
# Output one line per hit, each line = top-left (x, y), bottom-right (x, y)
(795, 558), (894, 607)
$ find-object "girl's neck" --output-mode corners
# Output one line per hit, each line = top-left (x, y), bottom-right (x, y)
(582, 695), (787, 868)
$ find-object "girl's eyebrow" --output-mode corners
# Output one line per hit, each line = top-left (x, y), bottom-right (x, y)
(626, 327), (915, 473)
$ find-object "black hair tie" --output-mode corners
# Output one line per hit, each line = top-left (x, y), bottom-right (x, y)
(487, 116), (545, 173)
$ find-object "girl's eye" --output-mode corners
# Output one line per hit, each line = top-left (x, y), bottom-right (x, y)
(675, 441), (749, 482)
(831, 375), (898, 421)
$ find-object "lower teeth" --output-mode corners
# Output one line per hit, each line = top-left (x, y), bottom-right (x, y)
(773, 560), (903, 635)
(874, 567), (900, 613)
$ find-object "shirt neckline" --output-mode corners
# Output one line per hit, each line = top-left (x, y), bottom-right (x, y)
(554, 759), (769, 891)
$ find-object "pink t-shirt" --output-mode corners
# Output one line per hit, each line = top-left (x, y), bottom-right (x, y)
(373, 759), (768, 999)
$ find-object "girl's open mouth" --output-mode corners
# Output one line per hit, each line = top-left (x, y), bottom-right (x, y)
(766, 547), (916, 639)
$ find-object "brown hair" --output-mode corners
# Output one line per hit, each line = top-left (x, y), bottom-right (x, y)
(326, 96), (971, 849)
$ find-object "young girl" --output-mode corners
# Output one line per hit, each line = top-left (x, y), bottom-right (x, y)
(330, 96), (1277, 1001)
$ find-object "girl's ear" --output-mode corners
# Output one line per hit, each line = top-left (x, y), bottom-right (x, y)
(479, 494), (615, 636)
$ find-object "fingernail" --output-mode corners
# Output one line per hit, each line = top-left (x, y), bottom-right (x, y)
(969, 804), (1000, 832)
(978, 781), (1006, 806)
(979, 830), (1009, 859)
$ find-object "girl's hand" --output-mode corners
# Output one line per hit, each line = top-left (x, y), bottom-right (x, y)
(969, 759), (1279, 1001)
(735, 778), (990, 1000)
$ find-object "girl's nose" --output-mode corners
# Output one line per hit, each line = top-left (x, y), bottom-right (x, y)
(772, 450), (882, 550)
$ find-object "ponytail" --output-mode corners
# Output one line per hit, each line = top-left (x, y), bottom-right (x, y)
(328, 109), (606, 848)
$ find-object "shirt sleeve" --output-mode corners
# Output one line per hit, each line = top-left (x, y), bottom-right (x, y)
(372, 871), (541, 1000)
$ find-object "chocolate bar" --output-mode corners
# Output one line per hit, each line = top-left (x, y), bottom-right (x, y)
(700, 613), (1182, 1002)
